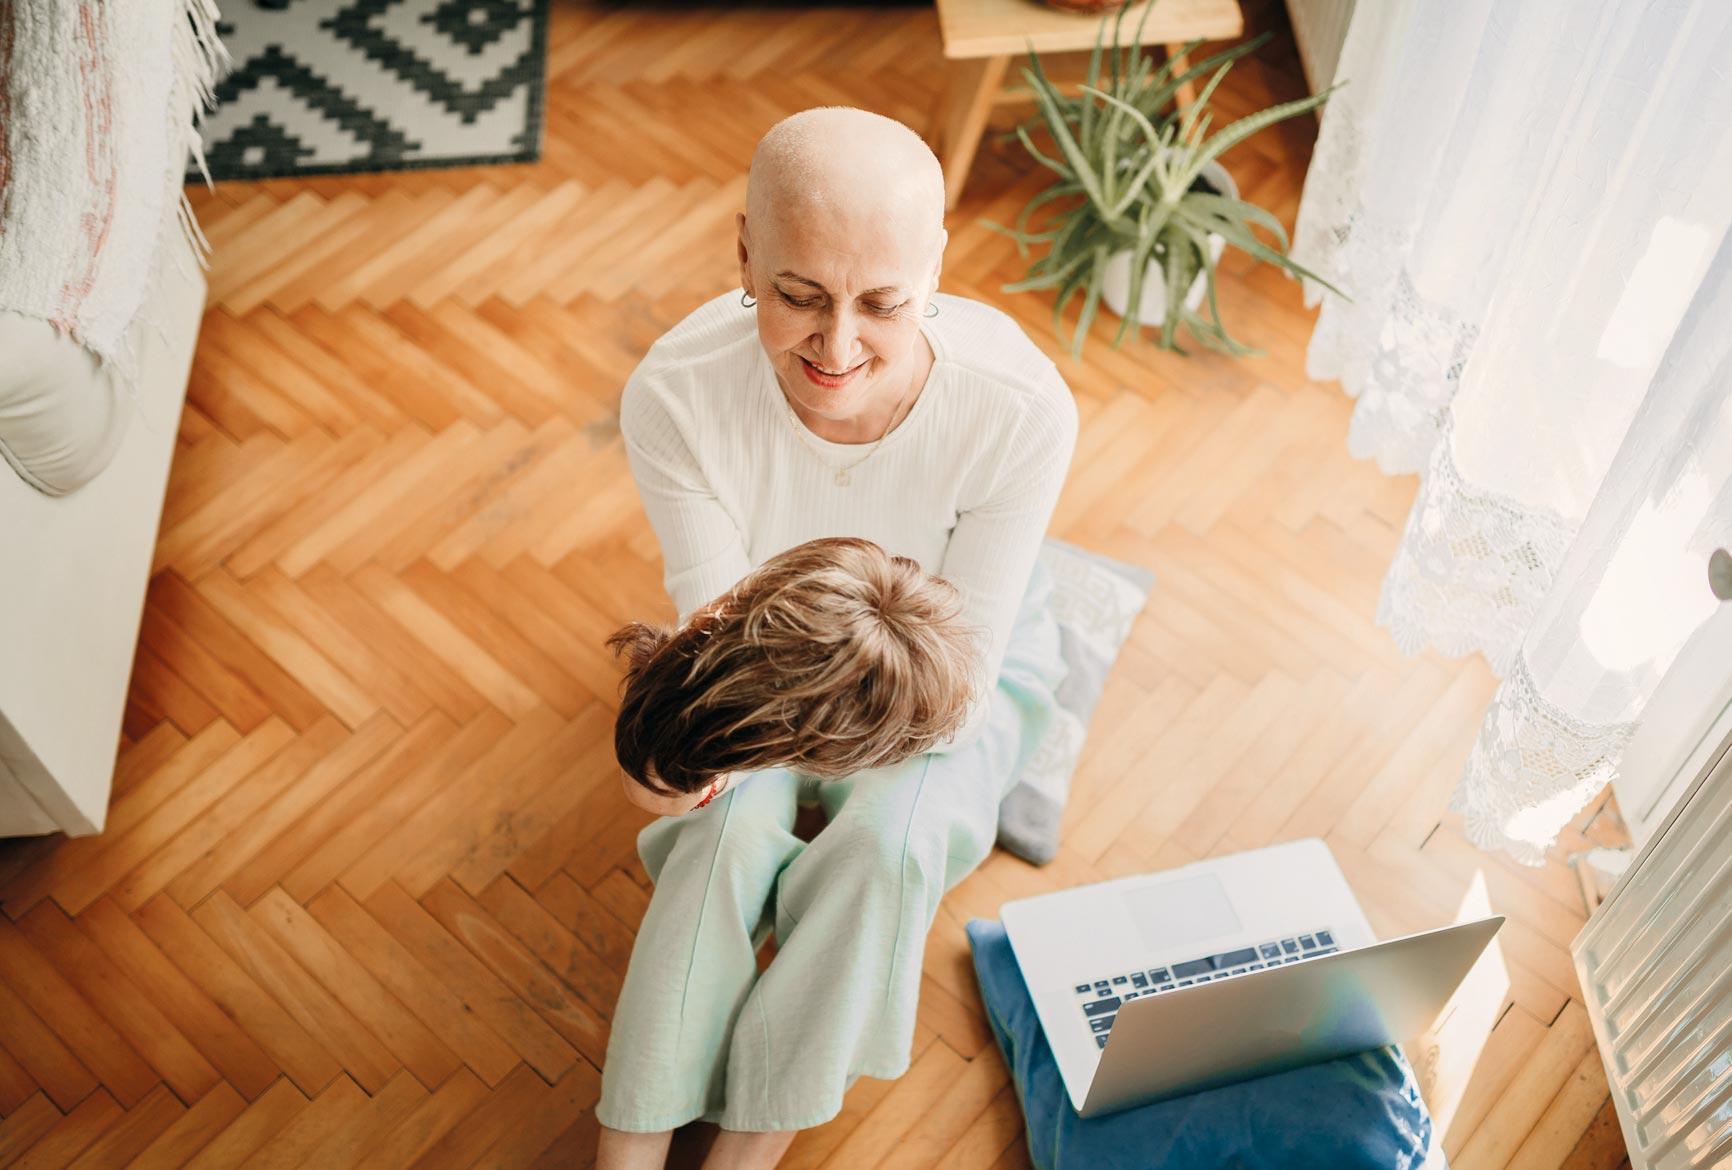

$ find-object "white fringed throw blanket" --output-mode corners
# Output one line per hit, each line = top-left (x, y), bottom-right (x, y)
(0, 1), (226, 395)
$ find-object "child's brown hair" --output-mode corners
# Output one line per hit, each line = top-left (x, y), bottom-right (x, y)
(607, 537), (981, 797)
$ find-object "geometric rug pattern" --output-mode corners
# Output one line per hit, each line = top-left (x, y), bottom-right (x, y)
(193, 0), (548, 181)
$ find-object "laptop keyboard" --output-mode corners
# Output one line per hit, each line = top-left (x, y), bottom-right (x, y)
(1075, 929), (1339, 1049)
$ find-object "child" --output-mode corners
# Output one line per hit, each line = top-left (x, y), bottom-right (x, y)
(608, 536), (982, 816)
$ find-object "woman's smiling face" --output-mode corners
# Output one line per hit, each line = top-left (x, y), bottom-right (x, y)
(739, 199), (943, 425)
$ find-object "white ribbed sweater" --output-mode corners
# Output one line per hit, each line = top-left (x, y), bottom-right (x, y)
(619, 288), (1078, 750)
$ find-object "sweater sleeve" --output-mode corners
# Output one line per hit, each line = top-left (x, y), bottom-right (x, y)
(619, 364), (753, 623)
(930, 371), (1079, 754)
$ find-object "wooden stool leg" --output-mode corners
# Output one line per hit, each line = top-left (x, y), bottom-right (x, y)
(1166, 42), (1198, 109)
(931, 55), (1010, 211)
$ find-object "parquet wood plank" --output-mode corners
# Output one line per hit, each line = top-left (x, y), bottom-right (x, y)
(416, 181), (588, 308)
(1067, 674), (1250, 862)
(105, 716), (353, 912)
(486, 442), (640, 571)
(221, 193), (373, 317)
(245, 888), (463, 1093)
(1560, 1095), (1633, 1170)
(777, 1067), (901, 1170)
(197, 310), (363, 435)
(364, 418), (551, 572)
(351, 185), (511, 310)
(1454, 1003), (1599, 1170)
(133, 894), (343, 1098)
(241, 306), (408, 430)
(0, 975), (100, 1113)
(177, 1078), (309, 1170)
(362, 882), (579, 1084)
(289, 1067), (429, 1170)
(335, 706), (563, 901)
(154, 429), (383, 581)
(275, 422), (484, 577)
(395, 561), (592, 720)
(0, 1037), (46, 1117)
(280, 305), (491, 431)
(1506, 1049), (1615, 1170)
(184, 336), (315, 443)
(272, 711), (495, 906)
(187, 574), (381, 730)
(2, 722), (234, 917)
(0, 1094), (63, 1164)
(417, 429), (594, 571)
(124, 1080), (247, 1169)
(61, 1083), (185, 1169)
(817, 1039), (968, 1170)
(929, 1082), (1025, 1170)
(230, 570), (435, 726)
(7, 1086), (123, 1170)
(340, 1065), (490, 1170)
(393, 1062), (555, 1170)
(461, 1060), (601, 1169)
(27, 719), (295, 918)
(876, 1041), (1011, 1170)
(460, 875), (618, 1055)
(232, 1073), (370, 1170)
(590, 866), (652, 936)
(293, 566), (491, 723)
(147, 575), (328, 732)
(73, 899), (281, 1102)
(349, 564), (544, 720)
(531, 871), (636, 980)
(450, 556), (625, 710)
(163, 709), (400, 906)
(6, 908), (193, 1108)
(303, 886), (522, 1089)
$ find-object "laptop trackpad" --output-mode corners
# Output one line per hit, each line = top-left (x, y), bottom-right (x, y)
(1123, 874), (1241, 951)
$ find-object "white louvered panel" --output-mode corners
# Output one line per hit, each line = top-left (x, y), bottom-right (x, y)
(1574, 719), (1732, 1169)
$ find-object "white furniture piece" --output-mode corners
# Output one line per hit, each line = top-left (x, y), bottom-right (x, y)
(1283, 0), (1356, 94)
(0, 229), (206, 837)
(927, 0), (1245, 209)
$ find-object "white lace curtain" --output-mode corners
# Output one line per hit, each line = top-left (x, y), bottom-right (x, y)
(1292, 0), (1732, 863)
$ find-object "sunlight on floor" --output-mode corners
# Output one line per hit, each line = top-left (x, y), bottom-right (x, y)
(1421, 870), (1512, 1145)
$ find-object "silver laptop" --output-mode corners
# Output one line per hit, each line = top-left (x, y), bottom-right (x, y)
(1001, 838), (1502, 1118)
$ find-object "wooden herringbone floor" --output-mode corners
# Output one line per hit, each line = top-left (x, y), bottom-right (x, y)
(0, 2), (1634, 1167)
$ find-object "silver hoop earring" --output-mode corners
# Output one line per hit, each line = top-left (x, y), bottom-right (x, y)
(740, 292), (757, 308)
(923, 301), (940, 318)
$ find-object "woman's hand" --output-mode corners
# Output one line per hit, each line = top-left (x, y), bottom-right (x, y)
(618, 768), (738, 816)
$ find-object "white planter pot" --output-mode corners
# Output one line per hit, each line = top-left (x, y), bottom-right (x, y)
(1099, 160), (1238, 325)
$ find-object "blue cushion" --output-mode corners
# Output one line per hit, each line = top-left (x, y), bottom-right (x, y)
(966, 917), (1436, 1170)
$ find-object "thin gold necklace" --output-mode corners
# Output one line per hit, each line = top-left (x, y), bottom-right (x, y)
(784, 378), (914, 487)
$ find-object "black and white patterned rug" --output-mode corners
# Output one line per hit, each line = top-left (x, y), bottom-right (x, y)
(192, 0), (549, 182)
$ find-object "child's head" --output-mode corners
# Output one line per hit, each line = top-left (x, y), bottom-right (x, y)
(608, 537), (980, 798)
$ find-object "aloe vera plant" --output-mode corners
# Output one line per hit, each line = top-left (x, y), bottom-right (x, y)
(986, 4), (1348, 357)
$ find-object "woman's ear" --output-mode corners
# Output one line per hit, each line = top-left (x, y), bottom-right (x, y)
(736, 213), (754, 298)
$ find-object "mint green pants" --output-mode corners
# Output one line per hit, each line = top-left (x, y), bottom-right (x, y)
(595, 563), (1065, 1132)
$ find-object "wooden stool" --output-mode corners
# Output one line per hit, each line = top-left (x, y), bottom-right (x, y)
(929, 0), (1245, 208)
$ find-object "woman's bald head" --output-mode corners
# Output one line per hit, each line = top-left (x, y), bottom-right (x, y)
(744, 107), (946, 264)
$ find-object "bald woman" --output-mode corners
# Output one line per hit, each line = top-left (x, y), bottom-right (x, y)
(596, 107), (1078, 1170)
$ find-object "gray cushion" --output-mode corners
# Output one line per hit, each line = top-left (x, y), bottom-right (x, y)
(996, 539), (1155, 866)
